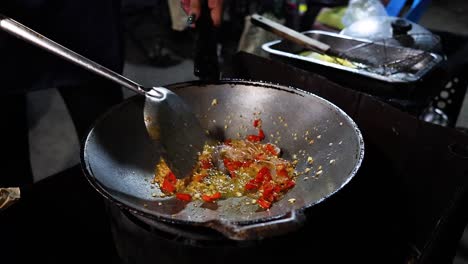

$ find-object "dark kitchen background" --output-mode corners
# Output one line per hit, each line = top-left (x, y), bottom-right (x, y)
(13, 0), (468, 263)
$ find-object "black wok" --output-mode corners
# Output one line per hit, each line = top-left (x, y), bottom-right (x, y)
(81, 80), (364, 240)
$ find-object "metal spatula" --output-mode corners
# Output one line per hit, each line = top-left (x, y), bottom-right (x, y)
(0, 15), (206, 179)
(251, 14), (433, 75)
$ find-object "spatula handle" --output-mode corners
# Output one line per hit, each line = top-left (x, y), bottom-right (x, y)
(0, 14), (147, 95)
(251, 14), (330, 53)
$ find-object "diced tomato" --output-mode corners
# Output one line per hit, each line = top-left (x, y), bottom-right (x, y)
(176, 193), (192, 202)
(200, 159), (213, 169)
(253, 119), (262, 128)
(161, 172), (177, 194)
(202, 192), (222, 202)
(257, 198), (271, 209)
(224, 139), (232, 146)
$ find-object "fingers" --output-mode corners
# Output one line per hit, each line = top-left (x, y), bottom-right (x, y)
(181, 0), (191, 14)
(208, 0), (223, 27)
(189, 0), (201, 20)
(184, 0), (223, 27)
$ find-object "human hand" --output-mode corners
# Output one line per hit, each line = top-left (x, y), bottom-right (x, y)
(181, 0), (223, 27)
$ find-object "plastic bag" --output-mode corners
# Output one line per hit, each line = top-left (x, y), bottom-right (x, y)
(342, 0), (388, 27)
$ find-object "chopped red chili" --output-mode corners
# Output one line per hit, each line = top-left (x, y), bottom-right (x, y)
(176, 193), (192, 202)
(224, 158), (242, 172)
(161, 172), (177, 194)
(200, 159), (213, 169)
(247, 134), (261, 142)
(245, 166), (271, 191)
(245, 181), (259, 190)
(261, 182), (276, 199)
(265, 144), (278, 156)
(246, 127), (265, 142)
(253, 119), (262, 128)
(256, 166), (271, 183)
(257, 198), (271, 209)
(202, 192), (222, 202)
(258, 129), (265, 140)
(276, 165), (289, 179)
(242, 160), (253, 167)
(283, 180), (296, 190)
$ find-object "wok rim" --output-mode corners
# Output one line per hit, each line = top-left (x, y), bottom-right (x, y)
(80, 79), (364, 230)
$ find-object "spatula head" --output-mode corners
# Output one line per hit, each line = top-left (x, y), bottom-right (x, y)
(144, 87), (207, 179)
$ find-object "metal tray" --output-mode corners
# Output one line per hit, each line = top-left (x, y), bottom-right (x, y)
(262, 30), (444, 83)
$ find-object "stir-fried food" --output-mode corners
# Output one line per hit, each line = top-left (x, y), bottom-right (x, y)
(299, 51), (356, 68)
(153, 119), (297, 209)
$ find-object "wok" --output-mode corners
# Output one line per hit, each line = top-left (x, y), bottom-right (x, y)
(81, 80), (364, 240)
